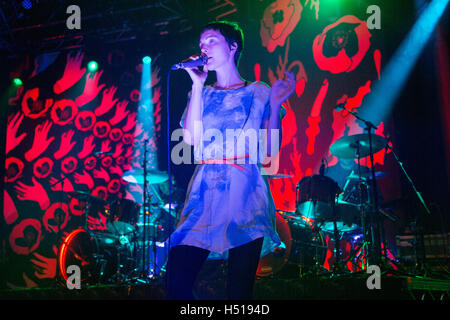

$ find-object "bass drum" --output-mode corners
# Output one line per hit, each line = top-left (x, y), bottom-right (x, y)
(58, 229), (135, 285)
(257, 212), (292, 277)
(256, 212), (327, 277)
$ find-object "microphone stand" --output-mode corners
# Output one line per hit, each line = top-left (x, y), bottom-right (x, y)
(385, 143), (430, 272)
(337, 105), (383, 266)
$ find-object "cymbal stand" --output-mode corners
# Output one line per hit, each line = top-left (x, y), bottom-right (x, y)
(331, 201), (343, 275)
(354, 140), (370, 270)
(141, 139), (150, 282)
(338, 105), (383, 265)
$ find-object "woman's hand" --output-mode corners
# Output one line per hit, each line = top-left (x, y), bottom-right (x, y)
(270, 71), (296, 108)
(184, 55), (209, 87)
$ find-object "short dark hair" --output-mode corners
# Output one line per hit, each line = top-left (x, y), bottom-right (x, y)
(201, 20), (244, 66)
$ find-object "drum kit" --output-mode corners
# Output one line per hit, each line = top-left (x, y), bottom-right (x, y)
(57, 168), (180, 286)
(258, 132), (392, 278)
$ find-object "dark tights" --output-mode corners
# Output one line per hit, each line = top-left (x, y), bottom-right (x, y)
(166, 237), (264, 300)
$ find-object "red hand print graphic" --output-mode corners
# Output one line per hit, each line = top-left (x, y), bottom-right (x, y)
(95, 86), (119, 116)
(74, 170), (94, 189)
(93, 167), (110, 183)
(15, 177), (51, 210)
(53, 51), (86, 94)
(99, 140), (112, 157)
(110, 100), (130, 125)
(24, 120), (55, 162)
(124, 146), (133, 158)
(122, 112), (137, 132)
(4, 190), (19, 225)
(6, 112), (27, 155)
(133, 122), (144, 138)
(75, 71), (105, 107)
(112, 143), (124, 158)
(110, 164), (123, 177)
(31, 252), (57, 280)
(77, 135), (96, 159)
(54, 129), (77, 160)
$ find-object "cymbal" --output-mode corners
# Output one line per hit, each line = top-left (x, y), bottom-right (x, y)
(122, 169), (168, 185)
(67, 190), (106, 204)
(330, 134), (387, 159)
(267, 173), (293, 179)
(346, 171), (389, 180)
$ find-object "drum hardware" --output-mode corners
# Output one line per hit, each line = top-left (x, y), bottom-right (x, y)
(329, 103), (389, 266)
(53, 148), (177, 285)
(294, 173), (354, 275)
(125, 140), (174, 282)
(58, 228), (135, 285)
(257, 211), (329, 278)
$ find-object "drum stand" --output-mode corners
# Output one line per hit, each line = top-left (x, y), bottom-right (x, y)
(354, 140), (371, 270)
(139, 139), (152, 282)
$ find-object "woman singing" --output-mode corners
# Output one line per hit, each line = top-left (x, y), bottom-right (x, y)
(167, 20), (296, 300)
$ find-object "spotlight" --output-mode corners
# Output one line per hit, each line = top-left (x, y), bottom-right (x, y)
(87, 61), (98, 72)
(13, 78), (23, 86)
(142, 56), (151, 64)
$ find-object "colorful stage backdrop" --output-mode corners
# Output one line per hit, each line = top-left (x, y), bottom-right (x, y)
(2, 0), (445, 288)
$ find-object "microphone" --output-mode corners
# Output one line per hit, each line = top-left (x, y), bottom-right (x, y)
(319, 158), (326, 175)
(171, 55), (208, 70)
(334, 102), (346, 111)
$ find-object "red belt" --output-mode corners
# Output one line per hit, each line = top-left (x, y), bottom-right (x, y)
(199, 155), (250, 170)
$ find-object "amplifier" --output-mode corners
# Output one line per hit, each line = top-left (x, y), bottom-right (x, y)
(395, 233), (449, 260)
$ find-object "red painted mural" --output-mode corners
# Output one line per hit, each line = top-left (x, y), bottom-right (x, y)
(4, 49), (162, 288)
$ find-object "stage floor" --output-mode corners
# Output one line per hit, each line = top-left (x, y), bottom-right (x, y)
(1, 272), (448, 301)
